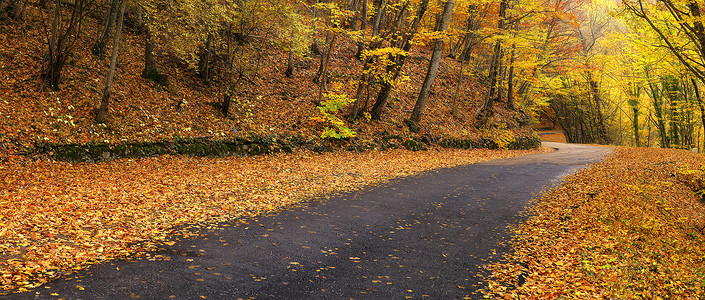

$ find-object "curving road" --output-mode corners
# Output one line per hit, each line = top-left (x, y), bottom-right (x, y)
(9, 142), (611, 300)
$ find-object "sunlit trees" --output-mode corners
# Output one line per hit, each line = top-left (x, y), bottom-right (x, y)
(608, 0), (705, 148)
(408, 0), (455, 131)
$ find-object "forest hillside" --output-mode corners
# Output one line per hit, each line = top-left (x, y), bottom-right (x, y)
(0, 0), (544, 164)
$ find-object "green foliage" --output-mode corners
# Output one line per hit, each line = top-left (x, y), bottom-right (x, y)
(312, 89), (357, 139)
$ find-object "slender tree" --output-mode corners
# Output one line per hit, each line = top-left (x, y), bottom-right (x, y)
(474, 0), (508, 125)
(369, 0), (429, 120)
(93, 0), (120, 57)
(41, 0), (94, 91)
(407, 0), (454, 131)
(96, 0), (126, 123)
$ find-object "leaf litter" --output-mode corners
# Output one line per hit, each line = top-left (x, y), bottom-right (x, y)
(0, 147), (547, 293)
(482, 147), (705, 299)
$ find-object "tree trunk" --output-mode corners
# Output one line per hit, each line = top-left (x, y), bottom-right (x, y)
(93, 0), (119, 57)
(662, 75), (682, 147)
(474, 41), (503, 123)
(627, 82), (640, 147)
(141, 26), (157, 79)
(199, 34), (214, 83)
(285, 49), (294, 77)
(691, 78), (705, 149)
(474, 0), (507, 125)
(222, 92), (232, 116)
(449, 4), (486, 117)
(355, 0), (369, 59)
(407, 0), (454, 132)
(450, 61), (464, 117)
(350, 56), (375, 118)
(348, 0), (360, 30)
(314, 35), (337, 84)
(43, 0), (62, 90)
(370, 0), (429, 120)
(646, 68), (669, 147)
(506, 43), (516, 110)
(310, 0), (322, 56)
(370, 83), (394, 119)
(96, 0), (126, 123)
(222, 74), (243, 116)
(586, 72), (609, 144)
(351, 0), (385, 116)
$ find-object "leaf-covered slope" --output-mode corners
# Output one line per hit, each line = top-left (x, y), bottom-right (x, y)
(484, 147), (705, 298)
(0, 6), (530, 162)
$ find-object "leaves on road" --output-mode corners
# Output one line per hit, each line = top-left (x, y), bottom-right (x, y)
(0, 147), (546, 293)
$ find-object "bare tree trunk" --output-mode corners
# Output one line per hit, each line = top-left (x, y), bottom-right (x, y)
(43, 0), (61, 90)
(314, 34), (337, 84)
(407, 0), (454, 132)
(449, 4), (487, 118)
(42, 0), (91, 90)
(350, 56), (374, 118)
(285, 49), (294, 77)
(350, 0), (384, 116)
(42, 0), (63, 90)
(506, 43), (516, 110)
(691, 78), (705, 149)
(348, 0), (360, 30)
(474, 41), (503, 122)
(96, 0), (126, 123)
(310, 0), (322, 55)
(355, 0), (369, 59)
(315, 35), (338, 103)
(141, 26), (157, 79)
(627, 82), (640, 147)
(645, 68), (669, 147)
(93, 0), (119, 57)
(199, 34), (214, 84)
(450, 61), (464, 117)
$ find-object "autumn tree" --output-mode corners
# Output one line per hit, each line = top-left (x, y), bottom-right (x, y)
(367, 0), (429, 120)
(95, 0), (126, 123)
(407, 0), (454, 131)
(349, 0), (432, 119)
(622, 0), (705, 148)
(449, 2), (488, 117)
(151, 0), (308, 117)
(473, 0), (509, 125)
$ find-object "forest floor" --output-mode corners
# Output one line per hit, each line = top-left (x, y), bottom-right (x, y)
(483, 146), (705, 298)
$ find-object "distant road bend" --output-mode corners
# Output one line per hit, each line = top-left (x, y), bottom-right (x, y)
(12, 142), (612, 300)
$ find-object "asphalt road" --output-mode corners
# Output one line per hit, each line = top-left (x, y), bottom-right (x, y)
(9, 142), (611, 300)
